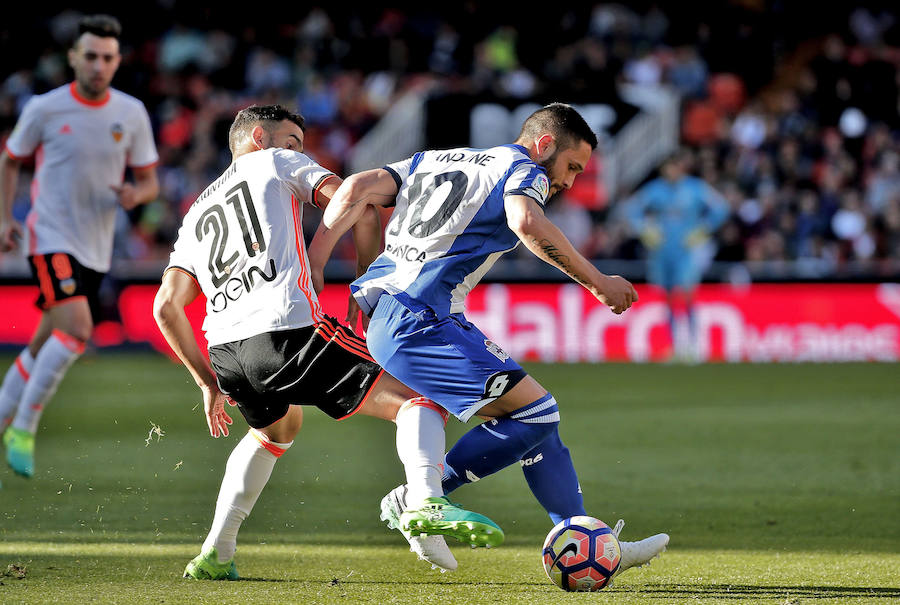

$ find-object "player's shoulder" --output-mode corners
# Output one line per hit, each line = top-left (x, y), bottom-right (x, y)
(270, 147), (324, 171)
(20, 84), (71, 112)
(272, 147), (313, 162)
(109, 88), (151, 114)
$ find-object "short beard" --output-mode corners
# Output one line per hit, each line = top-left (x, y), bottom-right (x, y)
(537, 149), (560, 195)
(77, 77), (107, 99)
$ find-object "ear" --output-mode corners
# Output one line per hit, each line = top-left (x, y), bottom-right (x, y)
(68, 47), (78, 69)
(535, 134), (557, 162)
(250, 125), (267, 150)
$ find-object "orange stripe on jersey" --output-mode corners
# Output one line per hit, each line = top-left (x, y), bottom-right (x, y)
(51, 253), (73, 280)
(249, 429), (288, 457)
(290, 194), (323, 322)
(163, 266), (201, 290)
(33, 255), (56, 304)
(338, 369), (385, 421)
(14, 357), (30, 381)
(3, 143), (29, 161)
(52, 329), (86, 354)
(312, 174), (339, 209)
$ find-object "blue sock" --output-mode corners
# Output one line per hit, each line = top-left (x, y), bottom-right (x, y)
(520, 427), (585, 524)
(442, 394), (559, 493)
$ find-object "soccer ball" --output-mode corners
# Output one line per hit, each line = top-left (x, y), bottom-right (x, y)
(541, 515), (621, 591)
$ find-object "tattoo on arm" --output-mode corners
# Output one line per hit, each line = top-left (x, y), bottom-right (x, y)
(533, 237), (589, 286)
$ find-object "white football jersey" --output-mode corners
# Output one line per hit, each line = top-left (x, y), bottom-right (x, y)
(166, 148), (335, 346)
(5, 82), (158, 272)
(352, 144), (550, 317)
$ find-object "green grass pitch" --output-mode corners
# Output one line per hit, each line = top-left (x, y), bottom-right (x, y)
(0, 353), (897, 604)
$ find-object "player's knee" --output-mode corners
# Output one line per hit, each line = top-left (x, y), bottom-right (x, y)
(58, 318), (92, 344)
(508, 393), (560, 440)
(402, 397), (449, 426)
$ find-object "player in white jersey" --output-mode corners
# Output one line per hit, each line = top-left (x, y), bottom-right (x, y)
(155, 105), (501, 580)
(0, 15), (159, 481)
(313, 103), (669, 575)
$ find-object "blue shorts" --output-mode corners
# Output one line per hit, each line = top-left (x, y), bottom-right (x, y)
(366, 295), (526, 422)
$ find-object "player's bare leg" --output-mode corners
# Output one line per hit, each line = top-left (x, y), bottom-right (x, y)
(185, 406), (303, 580)
(4, 300), (91, 477)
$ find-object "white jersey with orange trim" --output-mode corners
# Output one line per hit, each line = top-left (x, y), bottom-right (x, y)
(5, 82), (158, 272)
(166, 148), (335, 347)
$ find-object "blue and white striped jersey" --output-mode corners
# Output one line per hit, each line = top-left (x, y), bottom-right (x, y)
(352, 144), (549, 318)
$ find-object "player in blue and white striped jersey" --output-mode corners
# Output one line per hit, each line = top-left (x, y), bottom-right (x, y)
(311, 103), (668, 573)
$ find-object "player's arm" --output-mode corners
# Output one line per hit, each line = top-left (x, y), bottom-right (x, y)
(309, 175), (384, 328)
(322, 168), (399, 229)
(309, 169), (397, 291)
(113, 165), (159, 211)
(505, 194), (637, 314)
(0, 150), (23, 252)
(153, 269), (232, 438)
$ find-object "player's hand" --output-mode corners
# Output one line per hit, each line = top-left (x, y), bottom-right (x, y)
(0, 220), (22, 253)
(595, 274), (638, 314)
(345, 295), (369, 335)
(201, 384), (233, 438)
(111, 183), (141, 210)
(685, 227), (709, 248)
(640, 226), (663, 249)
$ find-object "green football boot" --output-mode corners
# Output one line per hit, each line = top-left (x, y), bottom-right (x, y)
(183, 547), (239, 580)
(4, 427), (35, 477)
(400, 496), (504, 548)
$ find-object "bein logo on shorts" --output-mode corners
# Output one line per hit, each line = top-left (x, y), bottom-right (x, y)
(484, 339), (510, 362)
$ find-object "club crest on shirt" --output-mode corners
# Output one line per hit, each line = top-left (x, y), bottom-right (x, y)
(484, 339), (510, 362)
(110, 122), (124, 143)
(60, 278), (76, 295)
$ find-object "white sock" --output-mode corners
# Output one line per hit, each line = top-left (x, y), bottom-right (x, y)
(12, 331), (84, 434)
(202, 429), (292, 562)
(0, 348), (34, 428)
(395, 398), (448, 508)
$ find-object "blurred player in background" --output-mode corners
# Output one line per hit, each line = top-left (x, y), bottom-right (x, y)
(622, 150), (729, 361)
(155, 105), (499, 579)
(312, 103), (669, 576)
(0, 15), (159, 480)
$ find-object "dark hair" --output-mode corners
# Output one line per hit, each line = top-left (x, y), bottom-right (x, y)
(76, 14), (122, 42)
(517, 103), (598, 151)
(228, 104), (306, 154)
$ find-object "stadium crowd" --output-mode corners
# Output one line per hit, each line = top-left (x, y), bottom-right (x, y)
(1, 2), (898, 278)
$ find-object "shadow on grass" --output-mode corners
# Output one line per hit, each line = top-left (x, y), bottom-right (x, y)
(639, 583), (900, 599)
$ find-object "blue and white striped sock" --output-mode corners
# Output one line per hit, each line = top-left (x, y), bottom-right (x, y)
(442, 394), (559, 493)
